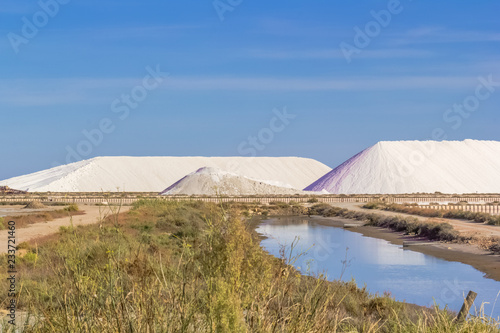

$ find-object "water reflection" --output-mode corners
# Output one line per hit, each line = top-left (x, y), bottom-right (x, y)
(257, 216), (500, 319)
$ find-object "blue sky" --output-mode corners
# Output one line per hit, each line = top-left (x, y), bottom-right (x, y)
(1, 0), (499, 179)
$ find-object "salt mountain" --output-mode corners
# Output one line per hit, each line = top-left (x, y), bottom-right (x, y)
(161, 167), (302, 196)
(304, 140), (500, 194)
(0, 156), (330, 193)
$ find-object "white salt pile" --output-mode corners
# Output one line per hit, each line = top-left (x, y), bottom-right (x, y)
(305, 140), (500, 194)
(0, 156), (331, 192)
(161, 167), (302, 195)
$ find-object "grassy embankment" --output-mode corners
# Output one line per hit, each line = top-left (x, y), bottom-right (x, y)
(308, 203), (500, 254)
(0, 199), (498, 332)
(363, 202), (500, 226)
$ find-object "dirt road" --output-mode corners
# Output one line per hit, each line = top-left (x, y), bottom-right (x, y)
(332, 202), (500, 238)
(0, 205), (130, 254)
(0, 205), (61, 217)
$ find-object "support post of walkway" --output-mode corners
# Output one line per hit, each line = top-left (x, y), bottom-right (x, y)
(456, 290), (477, 322)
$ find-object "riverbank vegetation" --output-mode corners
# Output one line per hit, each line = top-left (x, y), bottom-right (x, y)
(0, 200), (498, 331)
(308, 203), (500, 254)
(363, 201), (500, 226)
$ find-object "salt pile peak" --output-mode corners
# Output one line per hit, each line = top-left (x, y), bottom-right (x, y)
(161, 166), (302, 196)
(304, 140), (500, 194)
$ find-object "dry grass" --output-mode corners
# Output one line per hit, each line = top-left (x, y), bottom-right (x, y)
(0, 200), (497, 332)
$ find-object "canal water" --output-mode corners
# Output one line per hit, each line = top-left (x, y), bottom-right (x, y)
(257, 216), (500, 320)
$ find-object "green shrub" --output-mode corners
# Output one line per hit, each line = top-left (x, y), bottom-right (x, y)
(269, 201), (290, 209)
(487, 215), (500, 226)
(64, 204), (79, 212)
(21, 252), (38, 265)
(17, 241), (31, 250)
(363, 201), (383, 209)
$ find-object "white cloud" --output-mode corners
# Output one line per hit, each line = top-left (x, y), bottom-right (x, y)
(0, 78), (140, 106)
(387, 26), (500, 45)
(246, 48), (435, 59)
(161, 75), (483, 91)
(1, 74), (494, 107)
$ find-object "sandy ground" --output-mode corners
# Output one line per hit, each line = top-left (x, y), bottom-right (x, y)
(0, 205), (61, 217)
(0, 205), (130, 254)
(319, 203), (500, 281)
